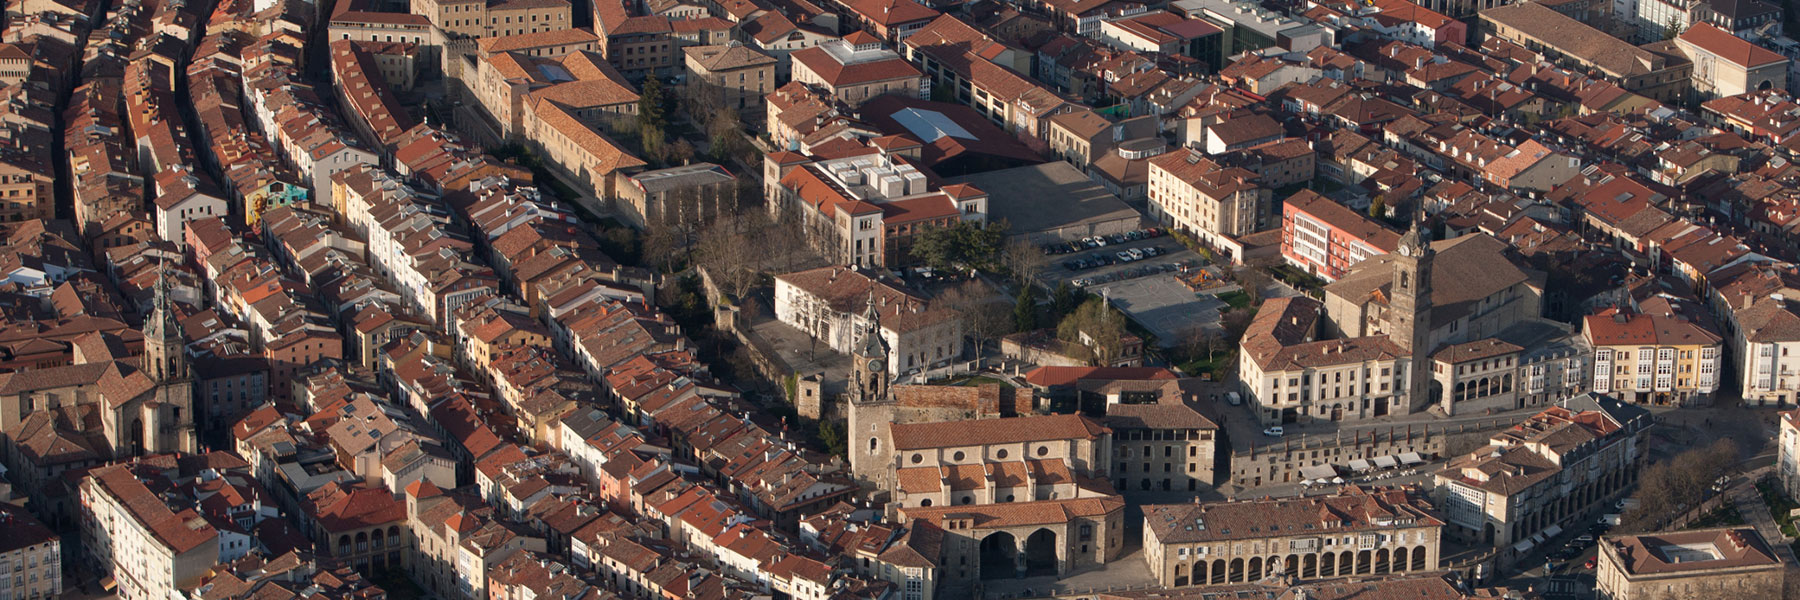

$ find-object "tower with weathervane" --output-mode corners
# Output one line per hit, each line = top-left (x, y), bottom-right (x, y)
(1390, 221), (1436, 414)
(134, 270), (199, 454)
(846, 293), (897, 492)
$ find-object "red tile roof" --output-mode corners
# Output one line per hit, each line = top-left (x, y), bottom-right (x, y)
(1678, 22), (1785, 67)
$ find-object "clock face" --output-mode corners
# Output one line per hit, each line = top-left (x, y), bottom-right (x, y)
(1399, 245), (1412, 257)
(867, 359), (883, 372)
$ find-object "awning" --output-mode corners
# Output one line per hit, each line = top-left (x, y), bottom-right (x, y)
(1398, 452), (1425, 464)
(1530, 533), (1547, 544)
(1544, 524), (1564, 538)
(1512, 539), (1535, 553)
(1372, 455), (1399, 469)
(1300, 464), (1338, 480)
(1347, 459), (1372, 472)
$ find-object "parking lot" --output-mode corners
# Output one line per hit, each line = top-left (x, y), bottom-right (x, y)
(1038, 229), (1194, 285)
(1036, 229), (1233, 347)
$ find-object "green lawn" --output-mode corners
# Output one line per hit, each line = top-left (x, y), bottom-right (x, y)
(1216, 290), (1252, 310)
(1757, 480), (1800, 537)
(1180, 350), (1234, 381)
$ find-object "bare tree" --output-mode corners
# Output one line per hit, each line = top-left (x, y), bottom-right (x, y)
(1619, 438), (1737, 532)
(1221, 308), (1256, 344)
(938, 279), (1012, 368)
(999, 237), (1045, 286)
(1235, 258), (1277, 304)
(696, 208), (782, 301)
(1184, 328), (1225, 362)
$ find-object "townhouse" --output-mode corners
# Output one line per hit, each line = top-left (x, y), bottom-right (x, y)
(1583, 295), (1723, 406)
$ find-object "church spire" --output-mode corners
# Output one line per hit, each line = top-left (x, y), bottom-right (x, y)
(855, 289), (886, 361)
(143, 262), (188, 382)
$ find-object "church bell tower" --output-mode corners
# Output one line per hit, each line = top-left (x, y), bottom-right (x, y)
(142, 267), (198, 453)
(144, 268), (189, 383)
(1390, 221), (1435, 413)
(846, 292), (896, 491)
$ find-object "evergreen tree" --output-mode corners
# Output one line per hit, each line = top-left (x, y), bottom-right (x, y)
(1013, 285), (1038, 332)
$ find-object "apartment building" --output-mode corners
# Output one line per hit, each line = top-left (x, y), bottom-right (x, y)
(0, 503), (60, 599)
(1780, 409), (1800, 500)
(1143, 486), (1443, 587)
(0, 156), (52, 223)
(1147, 148), (1270, 255)
(1583, 296), (1723, 406)
(1717, 273), (1800, 406)
(682, 42), (777, 113)
(82, 453), (276, 600)
(1281, 189), (1399, 283)
(1433, 396), (1650, 558)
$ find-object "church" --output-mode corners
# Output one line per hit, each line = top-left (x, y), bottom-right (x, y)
(844, 294), (1130, 585)
(1239, 224), (1585, 425)
(0, 273), (200, 459)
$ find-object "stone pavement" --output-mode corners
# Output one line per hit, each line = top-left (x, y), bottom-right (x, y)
(1730, 467), (1799, 565)
(975, 549), (1160, 599)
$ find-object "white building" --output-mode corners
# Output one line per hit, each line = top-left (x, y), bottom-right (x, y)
(773, 265), (965, 381)
(153, 170), (228, 249)
(1778, 409), (1800, 510)
(1731, 294), (1800, 405)
(83, 456), (274, 600)
(0, 503), (61, 599)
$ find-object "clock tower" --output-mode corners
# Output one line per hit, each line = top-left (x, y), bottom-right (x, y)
(846, 293), (896, 491)
(1390, 220), (1435, 413)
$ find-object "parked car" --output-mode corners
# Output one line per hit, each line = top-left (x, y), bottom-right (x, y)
(1116, 251), (1134, 262)
(1226, 392), (1242, 406)
(1262, 426), (1285, 437)
(1128, 248), (1145, 260)
(1574, 534), (1595, 545)
(1583, 558), (1597, 570)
